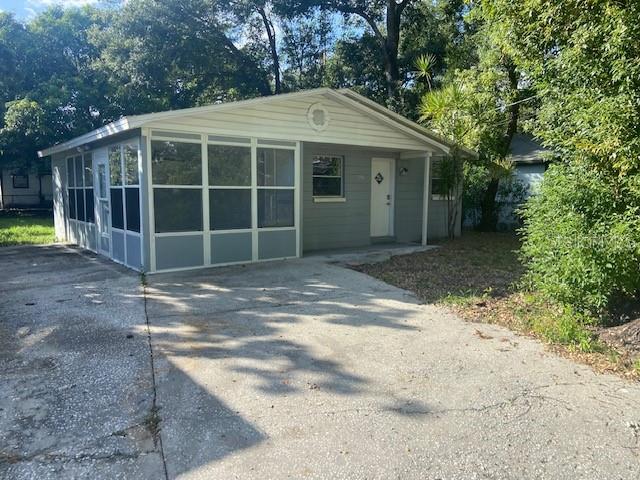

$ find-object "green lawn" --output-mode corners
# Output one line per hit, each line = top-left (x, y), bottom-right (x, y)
(0, 210), (55, 246)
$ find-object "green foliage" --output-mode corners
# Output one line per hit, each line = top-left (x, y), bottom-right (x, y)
(0, 211), (55, 246)
(520, 164), (640, 313)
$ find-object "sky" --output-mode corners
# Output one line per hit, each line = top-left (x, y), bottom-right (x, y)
(0, 0), (103, 20)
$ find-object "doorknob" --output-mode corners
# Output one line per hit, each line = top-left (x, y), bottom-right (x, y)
(386, 194), (391, 200)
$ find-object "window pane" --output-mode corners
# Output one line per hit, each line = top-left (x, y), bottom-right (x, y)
(83, 154), (93, 187)
(151, 140), (202, 185)
(110, 188), (124, 229)
(210, 189), (251, 230)
(313, 155), (342, 176)
(69, 189), (77, 219)
(154, 188), (202, 233)
(125, 187), (140, 233)
(313, 177), (342, 196)
(12, 175), (28, 189)
(109, 146), (122, 186)
(77, 186), (86, 222)
(257, 148), (294, 186)
(85, 189), (95, 223)
(75, 156), (84, 188)
(67, 157), (75, 187)
(98, 164), (107, 198)
(258, 189), (294, 228)
(431, 178), (446, 196)
(124, 144), (139, 185)
(208, 145), (251, 186)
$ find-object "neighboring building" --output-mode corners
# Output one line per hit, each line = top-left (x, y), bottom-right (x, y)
(496, 133), (550, 229)
(39, 88), (476, 273)
(0, 169), (53, 209)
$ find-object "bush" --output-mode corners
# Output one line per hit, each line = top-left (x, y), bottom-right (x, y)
(519, 163), (640, 315)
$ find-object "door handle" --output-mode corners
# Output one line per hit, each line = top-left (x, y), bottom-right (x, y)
(386, 194), (391, 200)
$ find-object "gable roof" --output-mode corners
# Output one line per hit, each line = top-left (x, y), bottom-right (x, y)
(38, 88), (477, 158)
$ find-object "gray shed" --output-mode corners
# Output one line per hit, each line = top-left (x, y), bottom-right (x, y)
(39, 88), (475, 273)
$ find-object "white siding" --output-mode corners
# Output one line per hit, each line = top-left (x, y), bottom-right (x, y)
(144, 93), (429, 151)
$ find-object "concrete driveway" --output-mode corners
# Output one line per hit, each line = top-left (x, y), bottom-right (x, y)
(2, 246), (640, 479)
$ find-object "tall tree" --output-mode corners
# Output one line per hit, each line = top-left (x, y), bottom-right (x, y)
(276, 0), (416, 107)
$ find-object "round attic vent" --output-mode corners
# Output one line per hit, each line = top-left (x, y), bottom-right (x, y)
(307, 103), (330, 132)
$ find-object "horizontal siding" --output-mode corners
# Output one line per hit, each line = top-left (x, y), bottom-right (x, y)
(145, 93), (428, 151)
(302, 143), (377, 251)
(395, 157), (424, 243)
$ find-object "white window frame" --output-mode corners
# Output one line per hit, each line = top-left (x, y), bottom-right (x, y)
(146, 130), (300, 273)
(430, 159), (447, 201)
(312, 154), (345, 202)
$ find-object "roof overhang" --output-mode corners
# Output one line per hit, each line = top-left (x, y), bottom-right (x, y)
(38, 88), (478, 160)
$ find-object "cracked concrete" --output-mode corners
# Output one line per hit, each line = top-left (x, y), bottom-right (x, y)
(147, 257), (640, 480)
(2, 245), (640, 479)
(0, 245), (165, 479)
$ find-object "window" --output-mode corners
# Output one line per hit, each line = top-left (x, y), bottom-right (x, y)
(258, 190), (294, 228)
(257, 148), (295, 229)
(312, 155), (343, 197)
(124, 143), (139, 185)
(258, 148), (294, 186)
(210, 189), (251, 230)
(208, 145), (250, 186)
(151, 140), (201, 185)
(431, 160), (447, 199)
(109, 142), (142, 234)
(154, 188), (203, 233)
(208, 144), (251, 231)
(109, 146), (122, 186)
(12, 174), (29, 189)
(66, 154), (95, 224)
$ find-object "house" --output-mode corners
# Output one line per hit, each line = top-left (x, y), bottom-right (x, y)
(496, 133), (550, 229)
(38, 88), (476, 273)
(0, 168), (53, 209)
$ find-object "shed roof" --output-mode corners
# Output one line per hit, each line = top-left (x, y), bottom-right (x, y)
(39, 88), (477, 159)
(510, 134), (549, 164)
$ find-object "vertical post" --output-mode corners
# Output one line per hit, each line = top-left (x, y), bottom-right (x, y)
(201, 134), (211, 266)
(146, 130), (157, 273)
(422, 151), (432, 246)
(251, 137), (258, 262)
(295, 141), (302, 258)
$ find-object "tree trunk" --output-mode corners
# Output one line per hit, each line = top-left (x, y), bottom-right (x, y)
(258, 7), (281, 95)
(384, 0), (403, 108)
(478, 178), (500, 231)
(477, 59), (520, 231)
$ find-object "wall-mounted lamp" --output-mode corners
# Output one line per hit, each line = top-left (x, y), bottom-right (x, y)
(399, 167), (409, 176)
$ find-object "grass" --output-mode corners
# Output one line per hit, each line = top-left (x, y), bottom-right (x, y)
(0, 210), (55, 246)
(356, 231), (640, 380)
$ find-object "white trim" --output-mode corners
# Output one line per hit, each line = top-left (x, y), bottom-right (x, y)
(40, 89), (478, 159)
(146, 133), (157, 272)
(209, 185), (251, 190)
(313, 196), (346, 203)
(250, 138), (258, 262)
(154, 231), (204, 238)
(422, 152), (432, 246)
(151, 184), (202, 189)
(201, 134), (211, 266)
(150, 133), (203, 144)
(258, 226), (296, 232)
(294, 141), (301, 258)
(149, 255), (298, 275)
(39, 118), (131, 157)
(210, 228), (253, 235)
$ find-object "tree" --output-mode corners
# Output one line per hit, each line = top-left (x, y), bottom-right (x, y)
(481, 0), (640, 313)
(276, 0), (417, 107)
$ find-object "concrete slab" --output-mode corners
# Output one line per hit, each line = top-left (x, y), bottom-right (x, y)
(0, 245), (165, 479)
(305, 243), (437, 266)
(147, 258), (640, 480)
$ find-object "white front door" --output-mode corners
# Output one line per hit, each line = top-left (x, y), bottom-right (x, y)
(95, 159), (111, 256)
(370, 157), (395, 237)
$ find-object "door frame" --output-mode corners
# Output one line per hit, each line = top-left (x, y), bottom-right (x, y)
(370, 157), (396, 238)
(94, 155), (111, 258)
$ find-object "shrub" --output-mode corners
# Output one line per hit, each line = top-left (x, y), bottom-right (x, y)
(519, 163), (640, 315)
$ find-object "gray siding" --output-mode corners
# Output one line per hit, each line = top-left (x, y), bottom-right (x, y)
(302, 143), (377, 252)
(395, 157), (424, 243)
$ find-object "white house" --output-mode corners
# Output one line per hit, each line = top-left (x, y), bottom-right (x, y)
(39, 88), (476, 273)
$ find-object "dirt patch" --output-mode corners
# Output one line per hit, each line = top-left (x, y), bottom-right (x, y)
(356, 232), (640, 381)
